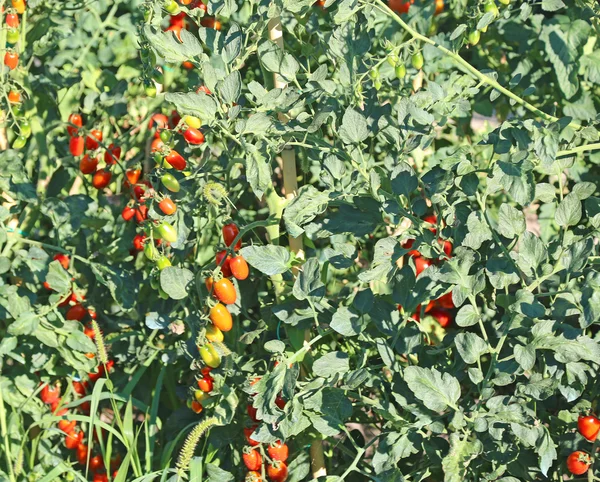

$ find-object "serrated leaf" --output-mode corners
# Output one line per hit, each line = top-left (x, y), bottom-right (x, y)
(404, 366), (460, 412)
(160, 267), (194, 300)
(239, 245), (291, 276)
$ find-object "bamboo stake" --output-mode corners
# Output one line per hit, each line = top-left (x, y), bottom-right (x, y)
(267, 16), (325, 479)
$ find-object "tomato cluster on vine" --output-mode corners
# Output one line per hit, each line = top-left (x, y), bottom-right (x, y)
(565, 413), (600, 475)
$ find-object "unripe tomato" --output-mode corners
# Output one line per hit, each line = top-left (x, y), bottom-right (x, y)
(20, 119), (31, 138)
(6, 13), (19, 28)
(160, 130), (172, 144)
(104, 143), (121, 165)
(498, 0), (510, 4)
(183, 127), (205, 145)
(468, 30), (481, 45)
(205, 324), (224, 343)
(267, 461), (288, 482)
(197, 376), (213, 393)
(164, 0), (180, 14)
(215, 250), (232, 277)
(66, 304), (87, 321)
(222, 223), (241, 250)
(157, 221), (178, 243)
(65, 429), (84, 450)
(125, 169), (141, 187)
(40, 382), (61, 404)
(200, 17), (221, 30)
(199, 343), (221, 368)
(122, 206), (135, 221)
(8, 90), (21, 103)
(387, 54), (399, 67)
(54, 253), (70, 269)
(67, 113), (83, 136)
(69, 136), (84, 156)
(133, 234), (146, 251)
(578, 415), (600, 442)
(156, 256), (171, 270)
(411, 52), (424, 70)
(183, 115), (202, 129)
(245, 471), (262, 482)
(144, 243), (159, 261)
(244, 426), (260, 447)
(161, 173), (180, 192)
(267, 441), (289, 462)
(92, 169), (112, 190)
(230, 256), (249, 280)
(86, 129), (103, 150)
(152, 67), (165, 85)
(4, 51), (18, 70)
(12, 0), (26, 14)
(6, 28), (19, 45)
(12, 135), (26, 149)
(243, 449), (262, 471)
(566, 451), (591, 475)
(210, 303), (232, 332)
(214, 278), (236, 305)
(158, 198), (177, 215)
(79, 154), (99, 174)
(484, 0), (499, 17)
(165, 150), (186, 170)
(369, 68), (379, 81)
(58, 419), (77, 434)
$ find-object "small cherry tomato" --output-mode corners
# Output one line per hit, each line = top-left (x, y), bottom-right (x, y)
(230, 256), (249, 280)
(200, 17), (221, 30)
(156, 256), (171, 270)
(66, 304), (87, 321)
(434, 0), (444, 15)
(388, 0), (412, 14)
(104, 144), (121, 165)
(79, 154), (99, 174)
(205, 324), (224, 343)
(243, 449), (262, 471)
(578, 415), (600, 442)
(19, 119), (31, 138)
(58, 419), (77, 434)
(89, 454), (104, 472)
(165, 149), (186, 170)
(199, 343), (221, 368)
(8, 90), (21, 103)
(190, 400), (203, 413)
(12, 135), (26, 149)
(164, 0), (180, 14)
(247, 403), (259, 422)
(214, 278), (236, 305)
(64, 429), (84, 450)
(429, 307), (452, 328)
(183, 127), (205, 145)
(40, 382), (61, 404)
(222, 223), (241, 250)
(157, 221), (178, 243)
(86, 129), (103, 150)
(267, 461), (288, 482)
(67, 113), (83, 136)
(122, 206), (136, 221)
(215, 250), (232, 277)
(12, 0), (26, 14)
(133, 234), (146, 251)
(197, 377), (213, 393)
(4, 51), (18, 70)
(92, 169), (112, 190)
(244, 426), (260, 447)
(135, 205), (148, 223)
(245, 471), (262, 482)
(414, 256), (431, 276)
(267, 441), (289, 462)
(69, 136), (85, 156)
(183, 115), (201, 129)
(5, 13), (19, 28)
(6, 28), (19, 45)
(210, 302), (233, 332)
(158, 198), (177, 215)
(125, 169), (142, 187)
(411, 52), (424, 70)
(161, 173), (180, 192)
(205, 276), (214, 293)
(566, 451), (591, 475)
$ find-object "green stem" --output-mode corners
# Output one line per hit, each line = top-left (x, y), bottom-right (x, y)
(0, 387), (17, 482)
(557, 143), (600, 158)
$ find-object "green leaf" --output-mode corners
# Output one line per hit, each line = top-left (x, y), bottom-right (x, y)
(404, 366), (461, 412)
(66, 330), (96, 353)
(244, 143), (272, 199)
(239, 245), (291, 276)
(390, 162), (418, 197)
(441, 433), (483, 482)
(45, 260), (71, 293)
(219, 70), (242, 104)
(455, 333), (488, 365)
(330, 306), (364, 337)
(555, 193), (582, 227)
(462, 212), (492, 250)
(221, 23), (242, 64)
(164, 92), (218, 123)
(144, 25), (204, 64)
(293, 258), (325, 300)
(514, 344), (536, 371)
(160, 267), (194, 300)
(7, 312), (38, 336)
(516, 232), (547, 277)
(455, 305), (479, 327)
(339, 108), (368, 144)
(313, 351), (350, 378)
(497, 204), (525, 239)
(283, 186), (330, 238)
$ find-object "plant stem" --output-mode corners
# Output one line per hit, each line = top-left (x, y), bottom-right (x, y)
(557, 143), (600, 158)
(0, 387), (17, 482)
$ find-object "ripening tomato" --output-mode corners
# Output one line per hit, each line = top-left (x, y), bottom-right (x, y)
(205, 324), (223, 343)
(414, 256), (431, 276)
(133, 234), (146, 251)
(215, 250), (232, 277)
(388, 0), (412, 14)
(84, 324), (95, 339)
(104, 143), (121, 165)
(197, 377), (213, 393)
(53, 253), (70, 269)
(430, 307), (451, 328)
(199, 343), (221, 368)
(566, 451), (591, 475)
(210, 303), (233, 332)
(267, 461), (288, 482)
(4, 51), (18, 70)
(69, 136), (84, 156)
(205, 276), (214, 293)
(125, 169), (142, 187)
(92, 169), (112, 189)
(244, 426), (260, 447)
(434, 0), (444, 15)
(165, 150), (186, 170)
(8, 90), (20, 103)
(159, 198), (177, 215)
(190, 400), (203, 413)
(267, 441), (289, 462)
(245, 471), (262, 482)
(12, 0), (26, 14)
(65, 429), (83, 450)
(40, 382), (61, 404)
(157, 221), (178, 243)
(230, 256), (249, 280)
(183, 115), (201, 129)
(578, 415), (600, 442)
(67, 113), (83, 136)
(411, 51), (424, 70)
(86, 129), (103, 150)
(161, 173), (180, 192)
(214, 278), (236, 304)
(79, 154), (99, 174)
(201, 17), (221, 29)
(222, 223), (241, 250)
(58, 419), (77, 434)
(183, 127), (205, 145)
(243, 449), (262, 471)
(122, 206), (135, 221)
(6, 28), (19, 45)
(135, 205), (148, 223)
(5, 13), (19, 28)
(66, 304), (87, 321)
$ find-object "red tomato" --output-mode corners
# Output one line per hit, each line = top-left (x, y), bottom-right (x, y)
(268, 441), (289, 462)
(190, 400), (203, 413)
(77, 443), (89, 465)
(58, 419), (76, 434)
(40, 382), (61, 404)
(135, 205), (148, 223)
(247, 403), (259, 422)
(275, 395), (286, 409)
(567, 451), (591, 475)
(69, 136), (85, 156)
(388, 0), (412, 14)
(87, 308), (97, 320)
(197, 85), (212, 95)
(215, 250), (233, 278)
(8, 90), (21, 103)
(67, 113), (83, 136)
(93, 473), (108, 482)
(122, 206), (136, 221)
(86, 129), (103, 150)
(230, 256), (249, 280)
(53, 253), (70, 270)
(430, 307), (451, 328)
(183, 127), (205, 145)
(133, 185), (146, 201)
(414, 256), (431, 276)
(423, 214), (438, 233)
(5, 13), (19, 28)
(64, 429), (83, 450)
(51, 399), (67, 416)
(222, 223), (241, 250)
(169, 11), (186, 28)
(197, 377), (213, 393)
(84, 324), (95, 339)
(89, 454), (103, 472)
(442, 240), (452, 257)
(66, 304), (87, 321)
(159, 198), (177, 215)
(200, 17), (221, 30)
(125, 169), (142, 187)
(243, 449), (262, 471)
(92, 169), (112, 190)
(209, 302), (233, 332)
(133, 234), (146, 251)
(104, 143), (121, 165)
(244, 426), (260, 447)
(435, 292), (454, 309)
(245, 471), (262, 482)
(267, 461), (288, 482)
(148, 113), (169, 134)
(578, 415), (600, 442)
(79, 154), (99, 174)
(165, 150), (186, 170)
(150, 137), (165, 153)
(165, 24), (183, 42)
(402, 238), (420, 257)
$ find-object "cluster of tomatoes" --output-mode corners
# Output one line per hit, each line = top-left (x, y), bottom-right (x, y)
(2, 0), (25, 71)
(566, 414), (600, 475)
(399, 214), (455, 328)
(39, 363), (117, 482)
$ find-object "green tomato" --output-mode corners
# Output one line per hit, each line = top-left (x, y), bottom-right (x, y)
(369, 68), (379, 80)
(468, 30), (481, 45)
(154, 152), (165, 165)
(150, 277), (159, 289)
(6, 28), (19, 45)
(144, 81), (157, 98)
(152, 68), (164, 85)
(164, 0), (180, 14)
(387, 54), (399, 67)
(373, 79), (382, 90)
(484, 0), (499, 17)
(161, 173), (180, 192)
(11, 105), (23, 117)
(157, 221), (178, 243)
(199, 343), (221, 368)
(144, 242), (159, 261)
(156, 255), (171, 270)
(20, 119), (32, 138)
(158, 286), (169, 299)
(160, 129), (172, 143)
(411, 52), (424, 70)
(395, 63), (406, 79)
(13, 135), (26, 149)
(498, 0), (510, 4)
